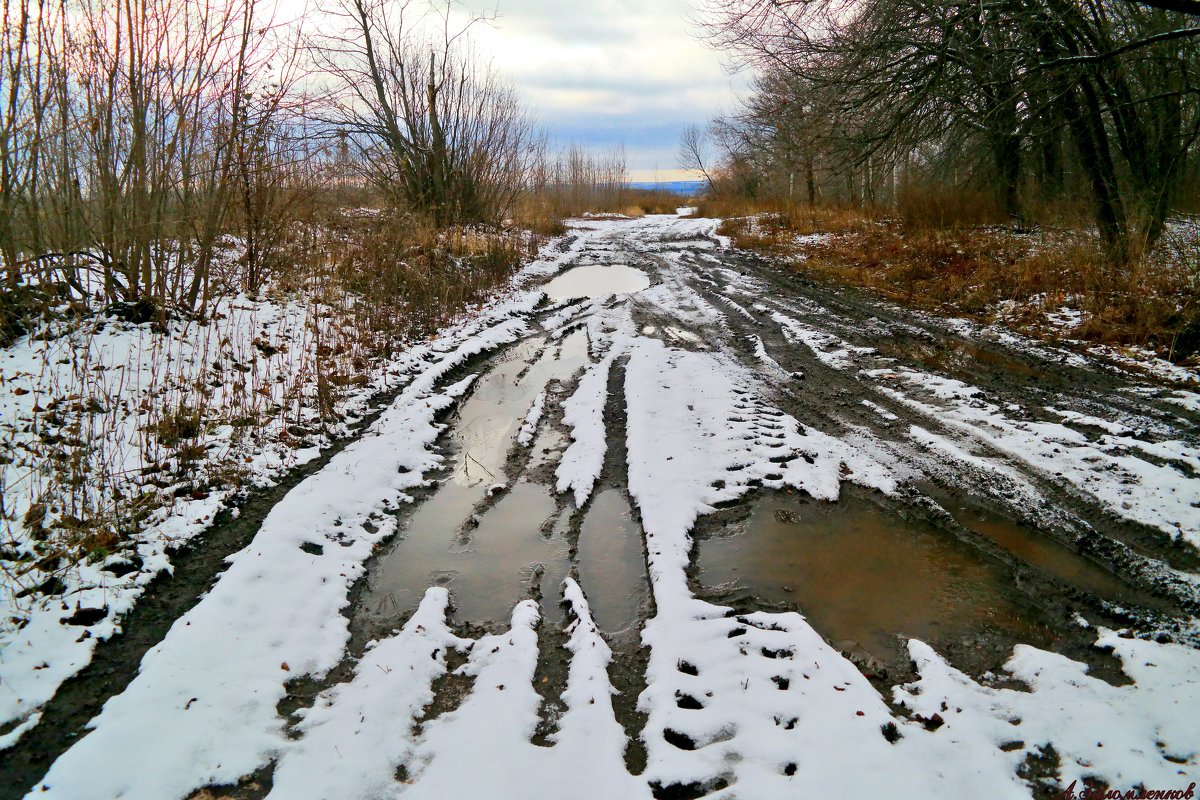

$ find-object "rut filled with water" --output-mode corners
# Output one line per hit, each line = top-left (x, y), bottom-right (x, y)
(362, 264), (653, 628)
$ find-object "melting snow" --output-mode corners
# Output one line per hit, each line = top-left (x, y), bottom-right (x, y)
(12, 212), (1200, 799)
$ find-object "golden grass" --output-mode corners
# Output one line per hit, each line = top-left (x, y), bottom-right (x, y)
(698, 198), (876, 249)
(620, 188), (684, 216)
(511, 195), (569, 237)
(512, 187), (683, 227)
(707, 198), (1200, 364)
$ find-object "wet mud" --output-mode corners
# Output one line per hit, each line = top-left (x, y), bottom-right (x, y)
(9, 223), (1199, 797)
(682, 245), (1198, 685)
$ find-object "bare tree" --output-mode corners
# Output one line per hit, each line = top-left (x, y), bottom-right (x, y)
(0, 0), (310, 313)
(311, 0), (537, 225)
(679, 123), (717, 191)
(695, 0), (1200, 261)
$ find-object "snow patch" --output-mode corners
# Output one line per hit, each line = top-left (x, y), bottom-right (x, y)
(26, 307), (531, 800)
(267, 588), (470, 800)
(517, 391), (546, 447)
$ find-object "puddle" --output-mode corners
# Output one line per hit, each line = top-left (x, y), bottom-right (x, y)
(367, 479), (568, 625)
(950, 505), (1168, 611)
(364, 331), (588, 624)
(577, 490), (649, 632)
(542, 265), (650, 301)
(447, 482), (569, 623)
(696, 493), (1054, 665)
(451, 331), (588, 485)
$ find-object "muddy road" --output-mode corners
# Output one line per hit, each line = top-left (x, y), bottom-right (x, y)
(7, 214), (1199, 799)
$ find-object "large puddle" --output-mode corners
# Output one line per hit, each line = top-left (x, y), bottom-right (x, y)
(577, 489), (649, 632)
(452, 331), (587, 483)
(365, 331), (587, 624)
(696, 493), (1056, 664)
(542, 265), (650, 301)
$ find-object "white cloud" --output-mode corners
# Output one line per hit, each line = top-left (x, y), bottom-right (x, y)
(280, 0), (744, 177)
(460, 0), (746, 174)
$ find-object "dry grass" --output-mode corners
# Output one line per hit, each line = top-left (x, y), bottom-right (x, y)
(697, 196), (875, 233)
(621, 188), (684, 216)
(0, 208), (537, 589)
(699, 198), (876, 255)
(270, 209), (531, 347)
(706, 196), (1200, 364)
(513, 187), (682, 228)
(511, 195), (569, 237)
(895, 185), (1006, 229)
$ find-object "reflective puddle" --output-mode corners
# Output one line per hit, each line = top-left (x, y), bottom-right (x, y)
(577, 489), (649, 632)
(369, 482), (569, 624)
(696, 493), (1052, 663)
(542, 265), (650, 301)
(446, 482), (568, 623)
(452, 331), (588, 484)
(365, 331), (588, 624)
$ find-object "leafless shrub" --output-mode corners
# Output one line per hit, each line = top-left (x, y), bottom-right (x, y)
(311, 0), (539, 226)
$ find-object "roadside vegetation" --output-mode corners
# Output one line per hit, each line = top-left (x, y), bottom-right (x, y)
(696, 197), (1200, 365)
(685, 0), (1200, 367)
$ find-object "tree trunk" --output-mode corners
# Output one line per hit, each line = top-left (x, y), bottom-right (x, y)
(1064, 81), (1129, 265)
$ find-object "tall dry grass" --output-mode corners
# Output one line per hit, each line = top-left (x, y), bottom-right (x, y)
(700, 192), (1200, 365)
(514, 187), (683, 232)
(0, 208), (535, 597)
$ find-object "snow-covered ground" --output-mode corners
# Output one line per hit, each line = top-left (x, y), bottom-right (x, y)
(0, 241), (535, 746)
(0, 295), (333, 745)
(5, 214), (1200, 799)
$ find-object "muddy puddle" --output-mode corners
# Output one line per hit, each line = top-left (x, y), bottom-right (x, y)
(948, 504), (1171, 612)
(696, 492), (1061, 666)
(577, 489), (649, 632)
(364, 331), (587, 625)
(542, 264), (650, 301)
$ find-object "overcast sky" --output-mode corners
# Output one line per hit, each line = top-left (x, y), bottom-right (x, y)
(459, 0), (747, 181)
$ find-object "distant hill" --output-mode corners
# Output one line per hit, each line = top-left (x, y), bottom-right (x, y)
(627, 180), (708, 197)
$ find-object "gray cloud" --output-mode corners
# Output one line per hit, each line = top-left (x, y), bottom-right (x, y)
(479, 0), (683, 43)
(456, 0), (746, 175)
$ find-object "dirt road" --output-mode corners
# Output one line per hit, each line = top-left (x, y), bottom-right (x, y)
(7, 214), (1199, 799)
